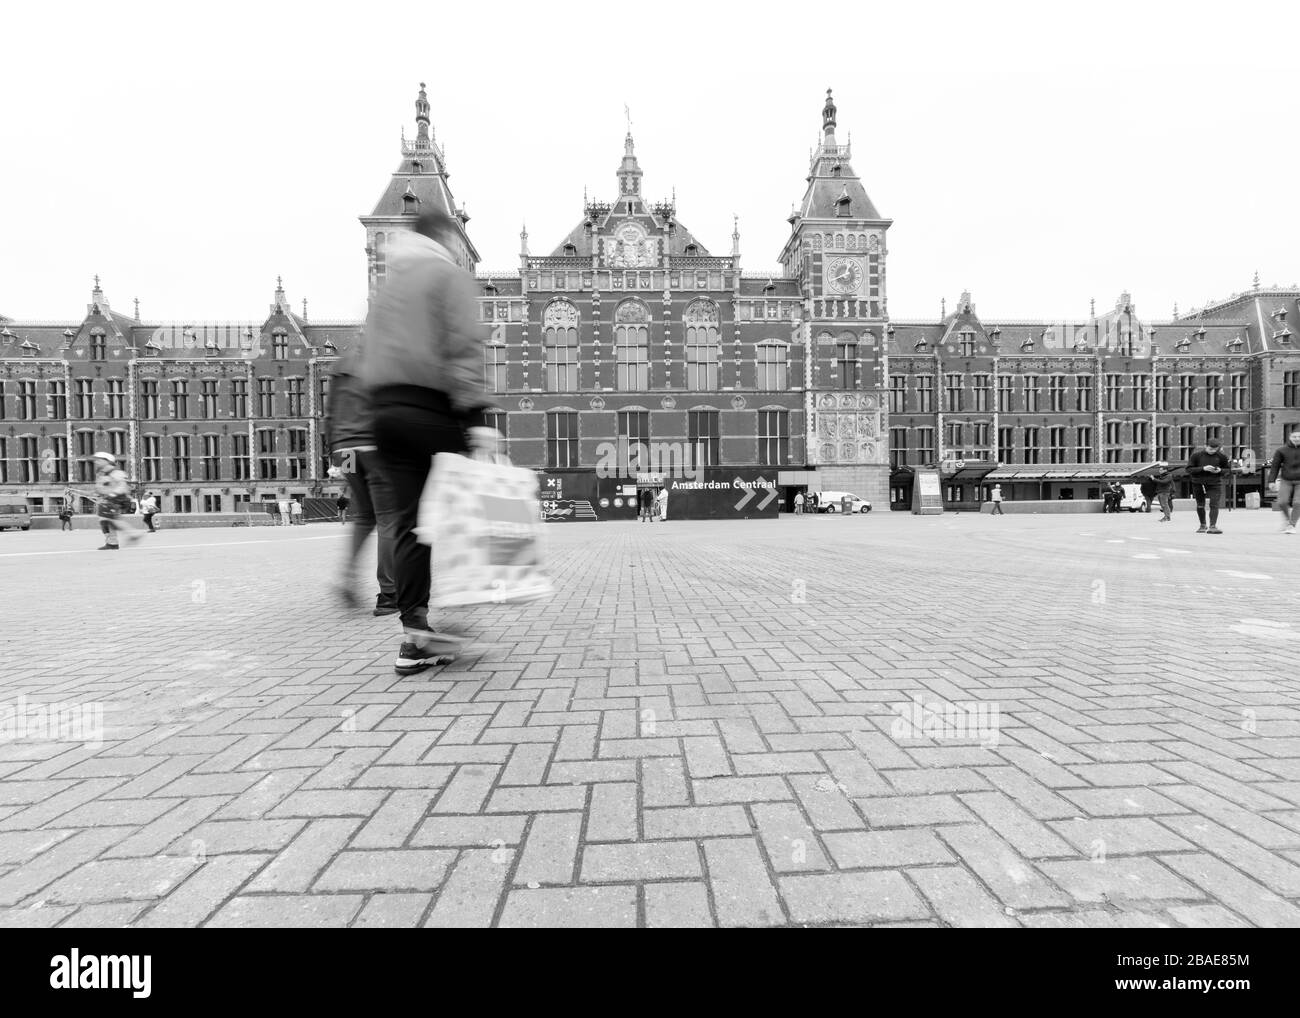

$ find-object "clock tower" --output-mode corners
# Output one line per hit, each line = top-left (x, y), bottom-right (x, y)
(778, 89), (893, 508)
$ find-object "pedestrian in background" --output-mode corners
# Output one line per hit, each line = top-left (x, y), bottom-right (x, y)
(336, 493), (350, 524)
(1152, 462), (1174, 522)
(278, 498), (291, 527)
(990, 484), (1004, 516)
(360, 209), (493, 675)
(793, 491), (805, 515)
(58, 505), (73, 531)
(656, 486), (668, 521)
(326, 342), (399, 616)
(290, 499), (303, 526)
(1187, 437), (1231, 534)
(1267, 428), (1300, 534)
(140, 492), (159, 532)
(92, 452), (143, 550)
(638, 486), (654, 523)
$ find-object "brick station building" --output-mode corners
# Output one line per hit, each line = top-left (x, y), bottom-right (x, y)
(2, 85), (1299, 518)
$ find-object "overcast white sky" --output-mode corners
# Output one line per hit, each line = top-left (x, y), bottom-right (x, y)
(3, 0), (1298, 325)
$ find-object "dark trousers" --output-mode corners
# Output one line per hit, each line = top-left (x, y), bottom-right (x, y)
(990, 502), (1003, 515)
(372, 386), (470, 631)
(1192, 483), (1223, 526)
(143, 512), (157, 533)
(342, 449), (397, 606)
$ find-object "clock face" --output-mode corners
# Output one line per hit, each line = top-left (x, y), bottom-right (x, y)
(826, 257), (863, 294)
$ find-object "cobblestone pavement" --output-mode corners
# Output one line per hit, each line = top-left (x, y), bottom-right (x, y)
(1, 509), (1298, 928)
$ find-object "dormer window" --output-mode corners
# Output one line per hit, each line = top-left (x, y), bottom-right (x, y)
(914, 337), (929, 352)
(1227, 336), (1244, 352)
(684, 244), (698, 256)
(1274, 328), (1293, 344)
(831, 164), (842, 177)
(1273, 306), (1289, 321)
(144, 339), (161, 357)
(1020, 338), (1035, 352)
(411, 161), (422, 174)
(1194, 325), (1207, 339)
(21, 338), (37, 357)
(1175, 336), (1191, 352)
(272, 331), (289, 360)
(563, 244), (577, 256)
(483, 281), (498, 296)
(958, 331), (977, 357)
(835, 195), (851, 218)
(90, 330), (107, 360)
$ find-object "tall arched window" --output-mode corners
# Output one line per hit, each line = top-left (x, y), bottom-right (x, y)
(89, 329), (107, 360)
(684, 299), (720, 390)
(614, 300), (649, 390)
(544, 299), (578, 390)
(374, 232), (386, 280)
(836, 331), (859, 387)
(756, 341), (789, 390)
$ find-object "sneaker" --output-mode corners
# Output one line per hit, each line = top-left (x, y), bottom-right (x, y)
(1207, 526), (1223, 535)
(394, 632), (462, 675)
(1286, 525), (1297, 535)
(1196, 525), (1207, 533)
(97, 544), (118, 550)
(373, 603), (399, 617)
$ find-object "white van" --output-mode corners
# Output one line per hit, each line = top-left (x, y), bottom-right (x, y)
(1120, 484), (1150, 512)
(812, 491), (873, 514)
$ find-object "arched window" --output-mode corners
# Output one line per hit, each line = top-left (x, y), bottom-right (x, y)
(836, 330), (859, 387)
(684, 300), (720, 390)
(614, 300), (650, 390)
(756, 341), (788, 390)
(543, 299), (578, 390)
(272, 330), (289, 360)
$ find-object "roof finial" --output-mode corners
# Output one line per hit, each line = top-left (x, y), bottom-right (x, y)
(1253, 270), (1260, 291)
(414, 82), (431, 147)
(302, 297), (308, 320)
(625, 103), (632, 133)
(941, 296), (947, 318)
(276, 275), (283, 291)
(134, 297), (140, 319)
(1172, 301), (1178, 319)
(93, 274), (101, 290)
(1090, 297), (1095, 318)
(822, 87), (837, 143)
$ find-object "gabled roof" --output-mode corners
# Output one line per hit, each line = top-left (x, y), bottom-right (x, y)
(798, 154), (882, 221)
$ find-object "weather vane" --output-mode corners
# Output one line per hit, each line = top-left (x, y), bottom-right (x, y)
(625, 104), (632, 132)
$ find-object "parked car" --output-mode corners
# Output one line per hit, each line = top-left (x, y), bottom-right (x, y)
(0, 503), (32, 531)
(813, 491), (872, 514)
(1120, 483), (1150, 512)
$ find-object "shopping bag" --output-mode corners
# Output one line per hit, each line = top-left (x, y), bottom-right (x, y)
(416, 451), (553, 607)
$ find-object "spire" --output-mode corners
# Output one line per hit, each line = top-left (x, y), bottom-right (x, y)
(92, 275), (103, 302)
(134, 297), (140, 319)
(617, 127), (643, 198)
(520, 222), (529, 256)
(275, 276), (286, 309)
(822, 88), (838, 144)
(1253, 270), (1260, 291)
(302, 297), (308, 320)
(414, 82), (431, 148)
(732, 214), (740, 257)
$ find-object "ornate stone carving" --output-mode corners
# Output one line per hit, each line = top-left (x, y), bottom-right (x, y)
(518, 397), (535, 411)
(660, 395), (676, 409)
(730, 395), (746, 410)
(589, 396), (605, 410)
(543, 299), (578, 328)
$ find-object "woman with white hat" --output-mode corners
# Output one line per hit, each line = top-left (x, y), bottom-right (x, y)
(93, 452), (144, 550)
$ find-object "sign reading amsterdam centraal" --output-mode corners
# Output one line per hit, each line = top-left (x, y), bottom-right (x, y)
(537, 469), (778, 521)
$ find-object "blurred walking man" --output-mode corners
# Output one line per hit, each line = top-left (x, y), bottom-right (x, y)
(326, 343), (399, 616)
(1268, 428), (1300, 534)
(1187, 437), (1231, 534)
(361, 210), (492, 675)
(93, 453), (144, 550)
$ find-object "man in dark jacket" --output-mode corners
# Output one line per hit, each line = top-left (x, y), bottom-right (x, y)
(326, 344), (398, 616)
(1268, 428), (1300, 534)
(360, 209), (493, 675)
(1187, 437), (1231, 534)
(1151, 463), (1174, 522)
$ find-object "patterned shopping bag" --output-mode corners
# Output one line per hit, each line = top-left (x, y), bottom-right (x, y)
(416, 451), (553, 607)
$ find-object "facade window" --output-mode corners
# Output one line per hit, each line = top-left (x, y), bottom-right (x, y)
(257, 428), (277, 479)
(230, 378), (248, 418)
(837, 334), (860, 388)
(617, 410), (650, 471)
(1132, 420), (1149, 458)
(1132, 373), (1150, 411)
(318, 376), (329, 417)
(486, 344), (507, 393)
(273, 332), (289, 360)
(48, 436), (68, 482)
(142, 435), (162, 481)
(204, 495), (222, 513)
(106, 379), (125, 419)
(973, 374), (991, 412)
(1156, 426), (1171, 462)
(1076, 426), (1093, 463)
(172, 434), (191, 481)
(1023, 427), (1040, 464)
(614, 304), (650, 390)
(232, 433), (250, 480)
(890, 427), (908, 469)
(1049, 426), (1066, 464)
(756, 344), (788, 390)
(758, 410), (789, 466)
(547, 411), (579, 468)
(917, 375), (935, 413)
(1105, 373), (1123, 412)
(1024, 375), (1040, 413)
(544, 300), (579, 391)
(998, 376), (1014, 413)
(75, 430), (96, 481)
(1179, 375), (1196, 411)
(76, 379), (94, 419)
(1104, 420), (1123, 463)
(917, 427), (936, 464)
(688, 410), (719, 467)
(0, 382), (4, 419)
(288, 428), (309, 478)
(1205, 374), (1222, 411)
(286, 378), (304, 417)
(1205, 424), (1222, 447)
(20, 380), (39, 420)
(889, 376), (906, 414)
(90, 331), (107, 359)
(1049, 376), (1066, 412)
(173, 495), (193, 514)
(1075, 374), (1093, 412)
(48, 380), (67, 420)
(1231, 423), (1246, 460)
(108, 429), (127, 458)
(972, 421), (991, 455)
(171, 380), (188, 419)
(1231, 373), (1248, 410)
(19, 436), (39, 483)
(1283, 371), (1299, 408)
(997, 426), (1014, 464)
(1178, 425), (1196, 461)
(200, 380), (219, 419)
(483, 411), (507, 439)
(958, 331), (977, 357)
(944, 422), (964, 452)
(202, 435), (221, 480)
(1155, 374), (1170, 412)
(944, 373), (963, 412)
(257, 378), (275, 417)
(684, 300), (720, 390)
(0, 438), (7, 483)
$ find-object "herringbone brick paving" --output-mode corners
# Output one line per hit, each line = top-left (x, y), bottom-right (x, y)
(1, 511), (1298, 927)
